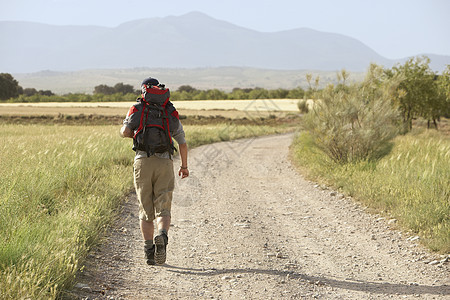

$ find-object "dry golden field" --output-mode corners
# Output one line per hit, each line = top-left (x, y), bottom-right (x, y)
(0, 100), (301, 126)
(0, 99), (299, 115)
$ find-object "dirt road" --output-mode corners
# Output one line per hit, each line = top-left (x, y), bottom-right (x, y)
(74, 133), (449, 299)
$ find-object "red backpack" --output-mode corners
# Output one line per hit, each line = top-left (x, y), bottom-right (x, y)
(132, 84), (180, 157)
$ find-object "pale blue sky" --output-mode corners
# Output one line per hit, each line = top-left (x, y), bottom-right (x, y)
(1, 0), (449, 59)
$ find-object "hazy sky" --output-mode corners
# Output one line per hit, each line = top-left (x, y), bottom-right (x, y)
(1, 0), (449, 59)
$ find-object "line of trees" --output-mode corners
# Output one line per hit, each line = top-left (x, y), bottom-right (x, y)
(0, 79), (308, 102)
(170, 86), (307, 100)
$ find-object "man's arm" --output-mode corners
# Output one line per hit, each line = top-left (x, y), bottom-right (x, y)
(120, 125), (133, 138)
(178, 143), (189, 179)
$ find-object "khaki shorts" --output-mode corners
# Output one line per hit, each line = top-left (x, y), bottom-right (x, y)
(133, 156), (174, 221)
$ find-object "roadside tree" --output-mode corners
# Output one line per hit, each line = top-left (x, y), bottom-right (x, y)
(113, 83), (134, 94)
(0, 73), (22, 100)
(437, 65), (450, 118)
(94, 84), (115, 95)
(385, 56), (445, 130)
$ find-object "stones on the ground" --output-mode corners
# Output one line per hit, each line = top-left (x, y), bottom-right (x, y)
(74, 283), (92, 292)
(234, 223), (250, 228)
(388, 219), (397, 224)
(330, 192), (337, 197)
(221, 275), (232, 281)
(112, 254), (122, 261)
(428, 260), (440, 265)
(307, 280), (325, 286)
(284, 263), (296, 269)
(407, 236), (420, 242)
(275, 252), (288, 259)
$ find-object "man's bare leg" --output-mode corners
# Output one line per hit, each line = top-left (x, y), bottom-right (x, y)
(140, 219), (154, 241)
(156, 216), (171, 234)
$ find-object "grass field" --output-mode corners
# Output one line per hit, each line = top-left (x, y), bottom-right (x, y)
(0, 120), (294, 299)
(291, 129), (450, 253)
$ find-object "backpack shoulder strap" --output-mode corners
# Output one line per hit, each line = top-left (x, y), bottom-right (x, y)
(133, 100), (147, 138)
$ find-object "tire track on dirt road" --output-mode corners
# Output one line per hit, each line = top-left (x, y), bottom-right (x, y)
(73, 133), (449, 299)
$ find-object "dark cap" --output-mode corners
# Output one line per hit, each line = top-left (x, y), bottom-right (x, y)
(141, 77), (159, 86)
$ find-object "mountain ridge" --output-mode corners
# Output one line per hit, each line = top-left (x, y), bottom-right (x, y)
(1, 11), (449, 73)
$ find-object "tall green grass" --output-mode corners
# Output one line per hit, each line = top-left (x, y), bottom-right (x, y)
(0, 125), (132, 298)
(291, 129), (450, 253)
(0, 122), (292, 299)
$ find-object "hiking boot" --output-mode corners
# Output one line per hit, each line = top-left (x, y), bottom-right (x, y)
(145, 245), (155, 265)
(154, 233), (168, 265)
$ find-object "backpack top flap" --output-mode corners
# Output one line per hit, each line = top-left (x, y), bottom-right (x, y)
(143, 85), (170, 105)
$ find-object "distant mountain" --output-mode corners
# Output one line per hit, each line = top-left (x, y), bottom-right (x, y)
(1, 11), (449, 73)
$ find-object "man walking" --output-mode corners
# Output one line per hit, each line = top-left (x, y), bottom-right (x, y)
(120, 77), (189, 265)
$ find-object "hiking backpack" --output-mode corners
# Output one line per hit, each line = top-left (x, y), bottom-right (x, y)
(132, 84), (179, 157)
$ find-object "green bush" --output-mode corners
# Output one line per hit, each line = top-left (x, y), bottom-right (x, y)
(303, 64), (400, 163)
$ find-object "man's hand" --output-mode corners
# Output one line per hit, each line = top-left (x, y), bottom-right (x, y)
(178, 143), (188, 179)
(179, 167), (189, 179)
